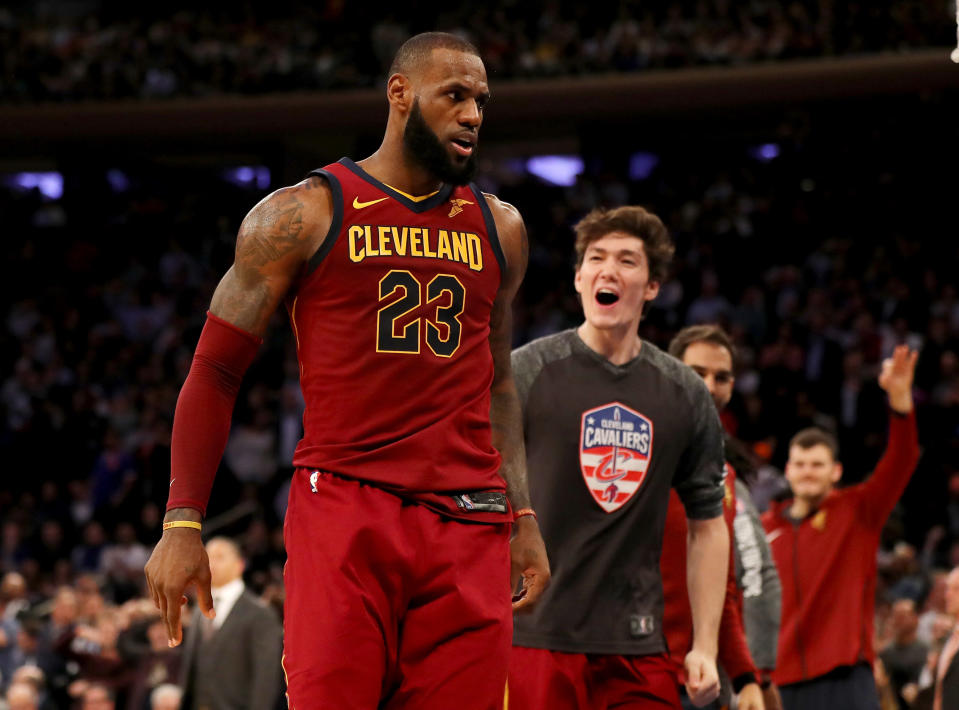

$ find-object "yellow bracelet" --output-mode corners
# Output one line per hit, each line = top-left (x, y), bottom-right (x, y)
(162, 520), (202, 532)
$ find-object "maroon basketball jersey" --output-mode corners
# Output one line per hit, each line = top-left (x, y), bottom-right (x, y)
(290, 158), (505, 500)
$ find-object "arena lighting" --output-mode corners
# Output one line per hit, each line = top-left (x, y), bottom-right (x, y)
(222, 166), (271, 190)
(749, 143), (780, 162)
(629, 151), (660, 180)
(106, 169), (131, 192)
(4, 172), (64, 200)
(526, 155), (584, 187)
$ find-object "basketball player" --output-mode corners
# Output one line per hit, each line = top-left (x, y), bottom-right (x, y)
(762, 345), (919, 710)
(144, 32), (550, 710)
(507, 206), (728, 709)
(667, 324), (784, 710)
(660, 461), (764, 710)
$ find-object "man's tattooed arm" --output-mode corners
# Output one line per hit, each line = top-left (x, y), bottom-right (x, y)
(486, 195), (531, 510)
(486, 193), (550, 611)
(210, 175), (331, 335)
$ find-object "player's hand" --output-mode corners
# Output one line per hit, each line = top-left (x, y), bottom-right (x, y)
(737, 682), (765, 710)
(762, 682), (783, 710)
(683, 649), (720, 707)
(878, 344), (918, 414)
(510, 515), (550, 612)
(144, 512), (214, 647)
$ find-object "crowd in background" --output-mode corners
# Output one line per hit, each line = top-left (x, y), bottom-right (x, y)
(1, 74), (959, 710)
(1, 0), (954, 103)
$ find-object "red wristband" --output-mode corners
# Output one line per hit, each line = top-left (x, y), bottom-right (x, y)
(513, 507), (536, 521)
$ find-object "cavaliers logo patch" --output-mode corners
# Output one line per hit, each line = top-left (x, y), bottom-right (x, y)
(580, 402), (653, 513)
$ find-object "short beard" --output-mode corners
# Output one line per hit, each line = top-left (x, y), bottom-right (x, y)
(402, 99), (477, 186)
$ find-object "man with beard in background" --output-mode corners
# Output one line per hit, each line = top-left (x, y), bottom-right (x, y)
(145, 31), (549, 710)
(666, 324), (783, 710)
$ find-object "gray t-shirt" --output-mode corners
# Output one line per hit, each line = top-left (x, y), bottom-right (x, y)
(512, 329), (725, 655)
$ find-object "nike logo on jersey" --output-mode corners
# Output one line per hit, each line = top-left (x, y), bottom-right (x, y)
(353, 196), (389, 210)
(765, 528), (784, 544)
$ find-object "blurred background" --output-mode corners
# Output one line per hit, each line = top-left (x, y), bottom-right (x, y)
(1, 1), (958, 708)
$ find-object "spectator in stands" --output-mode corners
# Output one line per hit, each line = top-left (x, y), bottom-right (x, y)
(0, 1), (950, 104)
(72, 524), (108, 575)
(46, 587), (78, 642)
(880, 598), (929, 709)
(909, 566), (959, 709)
(80, 684), (115, 710)
(58, 608), (130, 706)
(0, 612), (18, 692)
(11, 622), (44, 676)
(0, 576), (28, 624)
(930, 566), (959, 710)
(148, 684), (180, 710)
(99, 524), (149, 603)
(874, 658), (901, 710)
(686, 271), (732, 325)
(917, 571), (950, 646)
(3, 682), (39, 710)
(6, 667), (53, 710)
(121, 612), (179, 710)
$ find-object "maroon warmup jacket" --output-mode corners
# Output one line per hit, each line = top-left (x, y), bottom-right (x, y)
(761, 410), (919, 686)
(662, 466), (760, 689)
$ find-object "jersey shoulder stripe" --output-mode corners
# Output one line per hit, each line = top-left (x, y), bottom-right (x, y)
(469, 185), (506, 276)
(304, 168), (344, 275)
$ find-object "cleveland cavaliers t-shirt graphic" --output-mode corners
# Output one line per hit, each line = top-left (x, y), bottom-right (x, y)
(579, 402), (653, 512)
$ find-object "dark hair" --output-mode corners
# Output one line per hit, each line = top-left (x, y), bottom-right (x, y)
(789, 427), (839, 459)
(573, 205), (674, 283)
(668, 324), (737, 365)
(389, 32), (480, 77)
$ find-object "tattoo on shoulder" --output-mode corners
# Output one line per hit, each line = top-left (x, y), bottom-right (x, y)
(237, 191), (306, 268)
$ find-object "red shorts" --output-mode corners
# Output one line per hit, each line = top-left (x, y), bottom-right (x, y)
(283, 469), (512, 710)
(507, 646), (681, 710)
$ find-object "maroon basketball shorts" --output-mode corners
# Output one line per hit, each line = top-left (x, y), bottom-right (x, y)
(507, 646), (681, 709)
(283, 469), (512, 710)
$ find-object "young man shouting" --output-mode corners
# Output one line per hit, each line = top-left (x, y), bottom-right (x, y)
(508, 206), (728, 709)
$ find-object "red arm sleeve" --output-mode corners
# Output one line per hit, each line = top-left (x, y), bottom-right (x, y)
(717, 469), (760, 690)
(857, 408), (920, 528)
(166, 311), (262, 516)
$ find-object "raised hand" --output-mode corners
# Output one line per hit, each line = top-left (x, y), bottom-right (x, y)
(878, 344), (918, 414)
